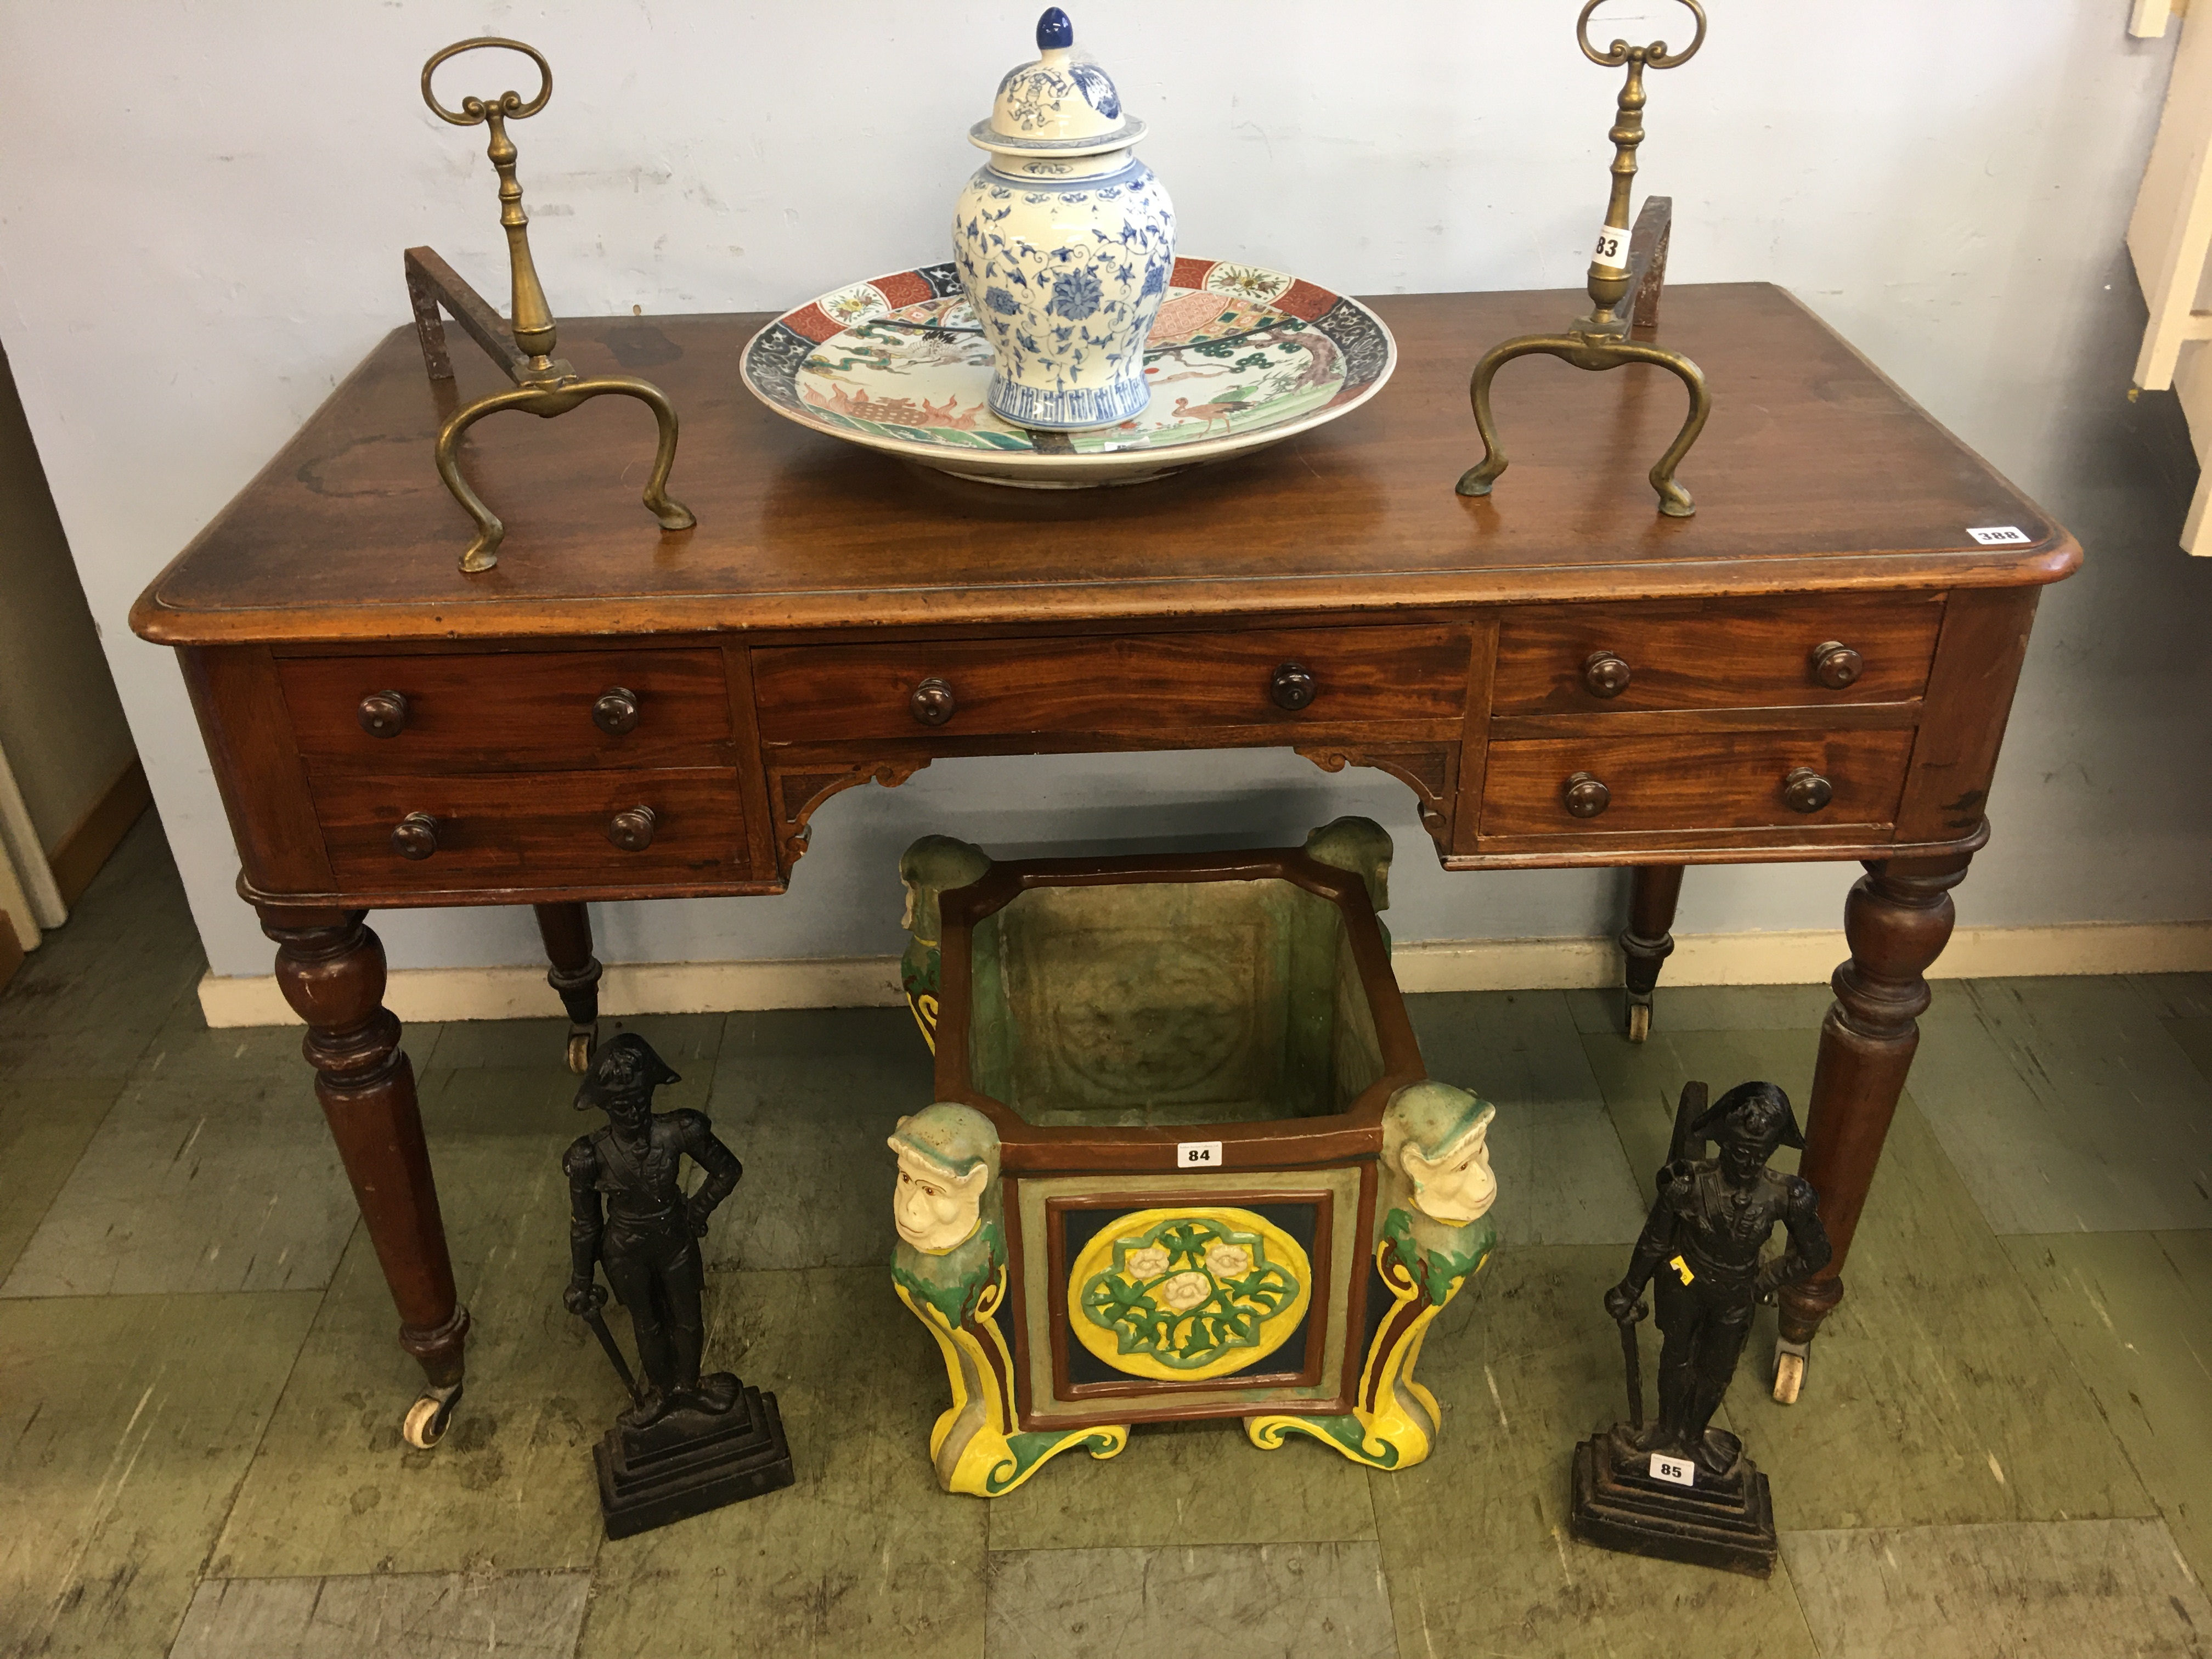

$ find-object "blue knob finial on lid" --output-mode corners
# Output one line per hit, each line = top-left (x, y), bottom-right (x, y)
(1036, 7), (1074, 49)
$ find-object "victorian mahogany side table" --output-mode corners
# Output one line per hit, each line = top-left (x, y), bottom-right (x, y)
(131, 283), (2075, 1445)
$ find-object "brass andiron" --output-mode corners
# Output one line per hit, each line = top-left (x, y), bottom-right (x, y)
(408, 38), (695, 573)
(1457, 0), (1711, 517)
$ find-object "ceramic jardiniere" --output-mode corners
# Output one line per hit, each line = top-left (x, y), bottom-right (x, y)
(952, 7), (1175, 430)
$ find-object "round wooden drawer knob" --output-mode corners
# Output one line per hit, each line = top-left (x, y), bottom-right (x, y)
(1783, 767), (1833, 813)
(390, 811), (439, 860)
(608, 805), (658, 852)
(1271, 662), (1318, 710)
(358, 690), (410, 738)
(1810, 641), (1864, 689)
(1563, 771), (1611, 818)
(910, 677), (956, 726)
(593, 687), (641, 736)
(1582, 651), (1632, 698)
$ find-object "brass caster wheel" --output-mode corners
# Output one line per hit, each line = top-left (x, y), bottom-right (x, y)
(565, 1025), (597, 1074)
(1772, 1342), (1808, 1406)
(1627, 1001), (1651, 1043)
(402, 1383), (464, 1449)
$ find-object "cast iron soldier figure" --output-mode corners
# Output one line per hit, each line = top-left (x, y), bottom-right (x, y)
(560, 1032), (793, 1536)
(1605, 1080), (1832, 1476)
(565, 1034), (743, 1427)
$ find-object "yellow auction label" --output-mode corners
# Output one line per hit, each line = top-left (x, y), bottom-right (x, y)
(1068, 1207), (1312, 1383)
(1671, 1254), (1695, 1285)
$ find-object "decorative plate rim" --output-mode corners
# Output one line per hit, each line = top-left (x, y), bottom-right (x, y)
(740, 257), (1397, 476)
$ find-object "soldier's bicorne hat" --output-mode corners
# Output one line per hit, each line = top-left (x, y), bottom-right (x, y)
(573, 1032), (682, 1111)
(1690, 1080), (1805, 1150)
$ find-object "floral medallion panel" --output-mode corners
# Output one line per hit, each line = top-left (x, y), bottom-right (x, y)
(1066, 1206), (1313, 1383)
(741, 257), (1395, 486)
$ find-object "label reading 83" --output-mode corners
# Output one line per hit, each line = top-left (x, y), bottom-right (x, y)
(1592, 224), (1631, 273)
(1649, 1452), (1696, 1487)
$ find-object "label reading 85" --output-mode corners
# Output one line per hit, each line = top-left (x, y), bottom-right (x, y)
(1592, 224), (1631, 273)
(1178, 1141), (1222, 1169)
(1649, 1452), (1696, 1487)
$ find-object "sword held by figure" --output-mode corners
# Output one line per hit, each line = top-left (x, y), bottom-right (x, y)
(1615, 1289), (1647, 1431)
(566, 1276), (641, 1404)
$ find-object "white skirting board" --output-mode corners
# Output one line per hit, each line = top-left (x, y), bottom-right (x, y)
(194, 921), (2212, 1029)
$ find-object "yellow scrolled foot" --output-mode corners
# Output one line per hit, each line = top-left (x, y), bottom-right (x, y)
(1255, 1189), (1494, 1472)
(1246, 1405), (1432, 1471)
(1245, 1288), (1444, 1470)
(949, 1421), (1129, 1498)
(647, 491), (696, 531)
(894, 1263), (1127, 1498)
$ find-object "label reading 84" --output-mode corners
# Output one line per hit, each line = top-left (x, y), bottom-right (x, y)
(1178, 1141), (1222, 1169)
(1592, 224), (1631, 273)
(1649, 1452), (1696, 1487)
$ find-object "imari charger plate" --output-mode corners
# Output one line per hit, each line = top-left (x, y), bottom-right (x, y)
(740, 256), (1395, 487)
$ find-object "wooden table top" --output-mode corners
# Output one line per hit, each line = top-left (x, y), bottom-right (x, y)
(132, 283), (2077, 647)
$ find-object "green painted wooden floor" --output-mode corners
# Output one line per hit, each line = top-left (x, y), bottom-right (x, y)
(3, 815), (2210, 1657)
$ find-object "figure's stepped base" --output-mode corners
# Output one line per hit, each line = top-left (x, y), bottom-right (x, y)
(1569, 1430), (1777, 1578)
(595, 1382), (793, 1539)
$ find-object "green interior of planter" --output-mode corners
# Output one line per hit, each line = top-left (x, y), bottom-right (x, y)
(963, 877), (1386, 1127)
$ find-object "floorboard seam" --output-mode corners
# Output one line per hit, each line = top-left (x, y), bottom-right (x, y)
(188, 1217), (363, 1620)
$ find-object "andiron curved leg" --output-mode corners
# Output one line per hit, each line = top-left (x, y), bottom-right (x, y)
(1454, 335), (1568, 503)
(433, 374), (697, 574)
(1455, 332), (1712, 518)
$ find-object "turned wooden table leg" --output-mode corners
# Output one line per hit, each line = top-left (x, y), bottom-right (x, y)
(533, 901), (602, 1073)
(1620, 864), (1685, 1042)
(1772, 849), (1970, 1404)
(262, 905), (470, 1448)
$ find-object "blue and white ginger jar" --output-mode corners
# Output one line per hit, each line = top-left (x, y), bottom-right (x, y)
(952, 8), (1175, 430)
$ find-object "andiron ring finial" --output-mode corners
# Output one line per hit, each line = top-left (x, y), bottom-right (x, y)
(1576, 0), (1706, 70)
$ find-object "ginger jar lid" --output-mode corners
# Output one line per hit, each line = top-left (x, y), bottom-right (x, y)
(969, 8), (1146, 158)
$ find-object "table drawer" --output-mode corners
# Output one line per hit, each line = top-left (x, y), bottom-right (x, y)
(751, 626), (1474, 744)
(280, 649), (733, 771)
(1491, 595), (1945, 714)
(313, 768), (749, 890)
(1480, 729), (1916, 837)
